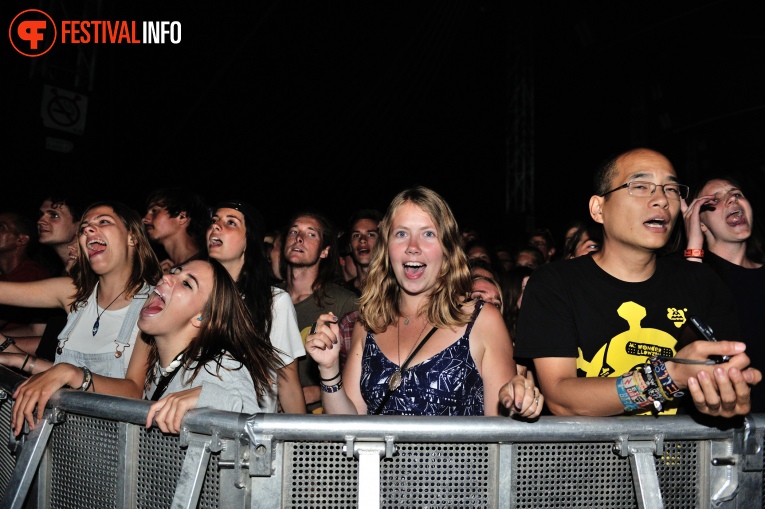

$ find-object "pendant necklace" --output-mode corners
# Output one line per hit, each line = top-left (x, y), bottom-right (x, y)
(388, 317), (428, 391)
(92, 285), (127, 337)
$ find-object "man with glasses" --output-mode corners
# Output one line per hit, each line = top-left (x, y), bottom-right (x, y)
(506, 147), (761, 418)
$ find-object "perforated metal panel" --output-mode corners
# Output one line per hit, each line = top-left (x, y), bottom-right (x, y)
(282, 441), (495, 508)
(49, 414), (120, 509)
(137, 427), (221, 509)
(283, 441), (359, 508)
(380, 443), (494, 508)
(512, 440), (699, 508)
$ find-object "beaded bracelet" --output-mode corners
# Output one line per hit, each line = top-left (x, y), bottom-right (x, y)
(320, 377), (343, 393)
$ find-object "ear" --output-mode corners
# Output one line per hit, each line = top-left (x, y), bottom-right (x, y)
(192, 316), (204, 329)
(320, 246), (331, 259)
(178, 212), (189, 226)
(128, 235), (136, 247)
(700, 222), (709, 233)
(589, 195), (604, 224)
(16, 233), (30, 247)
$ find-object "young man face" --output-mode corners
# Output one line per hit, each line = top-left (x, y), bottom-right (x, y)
(591, 148), (683, 254)
(37, 200), (78, 247)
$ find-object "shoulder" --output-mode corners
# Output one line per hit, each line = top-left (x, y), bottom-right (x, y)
(271, 287), (294, 308)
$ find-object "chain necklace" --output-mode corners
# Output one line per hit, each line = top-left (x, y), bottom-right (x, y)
(92, 285), (127, 336)
(388, 317), (428, 391)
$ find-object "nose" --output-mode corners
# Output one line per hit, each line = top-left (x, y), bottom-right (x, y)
(141, 212), (151, 224)
(405, 236), (420, 254)
(650, 185), (670, 207)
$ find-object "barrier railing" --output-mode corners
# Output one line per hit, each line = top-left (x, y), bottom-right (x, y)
(1, 365), (763, 508)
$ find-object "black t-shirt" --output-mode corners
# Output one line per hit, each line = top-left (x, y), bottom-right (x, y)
(514, 255), (740, 414)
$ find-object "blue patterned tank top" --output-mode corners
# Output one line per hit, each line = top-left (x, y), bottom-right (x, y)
(360, 301), (485, 415)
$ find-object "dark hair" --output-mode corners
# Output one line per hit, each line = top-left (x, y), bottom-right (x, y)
(143, 258), (283, 401)
(44, 195), (87, 224)
(145, 187), (210, 252)
(212, 200), (276, 337)
(513, 246), (545, 269)
(692, 175), (765, 264)
(282, 209), (341, 307)
(563, 222), (603, 259)
(502, 265), (535, 341)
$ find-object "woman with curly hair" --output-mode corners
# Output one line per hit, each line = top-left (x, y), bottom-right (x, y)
(306, 186), (542, 417)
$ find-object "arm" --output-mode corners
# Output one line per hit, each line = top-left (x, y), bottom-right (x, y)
(0, 277), (75, 309)
(470, 302), (539, 417)
(305, 312), (364, 414)
(534, 357), (625, 416)
(11, 334), (150, 434)
(681, 193), (714, 262)
(0, 331), (43, 356)
(534, 341), (761, 417)
(276, 360), (307, 413)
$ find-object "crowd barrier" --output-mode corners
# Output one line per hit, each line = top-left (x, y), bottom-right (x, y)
(1, 365), (763, 509)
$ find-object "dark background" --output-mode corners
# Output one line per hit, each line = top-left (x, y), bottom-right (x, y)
(6, 1), (765, 249)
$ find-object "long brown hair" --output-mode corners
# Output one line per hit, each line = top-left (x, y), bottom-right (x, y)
(358, 186), (472, 333)
(143, 259), (283, 400)
(70, 201), (162, 311)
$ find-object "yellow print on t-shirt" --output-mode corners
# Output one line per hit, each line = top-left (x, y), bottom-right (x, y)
(577, 301), (681, 414)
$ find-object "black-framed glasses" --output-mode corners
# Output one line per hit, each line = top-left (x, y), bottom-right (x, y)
(600, 181), (689, 200)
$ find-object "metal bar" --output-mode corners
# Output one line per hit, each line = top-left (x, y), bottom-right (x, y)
(0, 418), (54, 509)
(171, 435), (211, 509)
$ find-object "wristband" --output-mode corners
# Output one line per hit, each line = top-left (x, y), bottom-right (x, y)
(684, 248), (704, 259)
(79, 366), (93, 391)
(20, 354), (30, 371)
(320, 371), (341, 382)
(0, 336), (15, 352)
(648, 356), (684, 398)
(320, 377), (343, 393)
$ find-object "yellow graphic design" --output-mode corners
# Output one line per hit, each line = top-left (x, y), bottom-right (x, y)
(578, 301), (679, 415)
(300, 326), (312, 346)
(666, 307), (688, 328)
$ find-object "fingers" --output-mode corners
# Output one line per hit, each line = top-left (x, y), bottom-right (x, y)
(306, 313), (341, 351)
(688, 367), (752, 418)
(499, 374), (543, 418)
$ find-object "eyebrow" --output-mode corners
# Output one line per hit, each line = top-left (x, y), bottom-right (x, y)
(628, 172), (680, 183)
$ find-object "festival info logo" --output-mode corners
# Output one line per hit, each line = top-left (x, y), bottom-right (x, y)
(9, 9), (181, 57)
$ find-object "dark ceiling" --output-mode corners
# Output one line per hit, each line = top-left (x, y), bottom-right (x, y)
(6, 0), (764, 245)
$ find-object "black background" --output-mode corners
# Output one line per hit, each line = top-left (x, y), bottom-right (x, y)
(6, 1), (765, 248)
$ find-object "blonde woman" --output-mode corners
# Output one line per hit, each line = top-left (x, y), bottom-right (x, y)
(306, 186), (542, 417)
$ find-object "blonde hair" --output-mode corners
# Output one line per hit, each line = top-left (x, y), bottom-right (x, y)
(358, 186), (472, 333)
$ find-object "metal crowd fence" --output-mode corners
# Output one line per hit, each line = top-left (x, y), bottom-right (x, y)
(1, 365), (763, 509)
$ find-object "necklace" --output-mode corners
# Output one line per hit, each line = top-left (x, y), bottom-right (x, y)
(92, 285), (127, 337)
(388, 317), (428, 391)
(156, 353), (184, 378)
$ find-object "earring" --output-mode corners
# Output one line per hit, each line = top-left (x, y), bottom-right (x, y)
(197, 317), (203, 321)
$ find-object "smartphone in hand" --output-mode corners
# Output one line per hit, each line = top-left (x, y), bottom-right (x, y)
(687, 315), (731, 364)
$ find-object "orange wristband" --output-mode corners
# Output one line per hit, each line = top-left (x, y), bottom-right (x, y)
(684, 249), (704, 258)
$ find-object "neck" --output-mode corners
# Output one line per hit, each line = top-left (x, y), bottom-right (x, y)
(708, 240), (753, 267)
(164, 238), (201, 267)
(592, 244), (657, 282)
(154, 335), (188, 367)
(219, 256), (244, 283)
(287, 265), (320, 303)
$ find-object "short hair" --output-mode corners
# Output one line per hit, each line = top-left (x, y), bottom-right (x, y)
(145, 187), (210, 248)
(347, 208), (383, 231)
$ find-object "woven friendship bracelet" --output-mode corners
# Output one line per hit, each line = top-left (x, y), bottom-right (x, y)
(320, 377), (343, 393)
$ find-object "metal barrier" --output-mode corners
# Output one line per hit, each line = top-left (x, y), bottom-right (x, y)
(1, 365), (763, 509)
